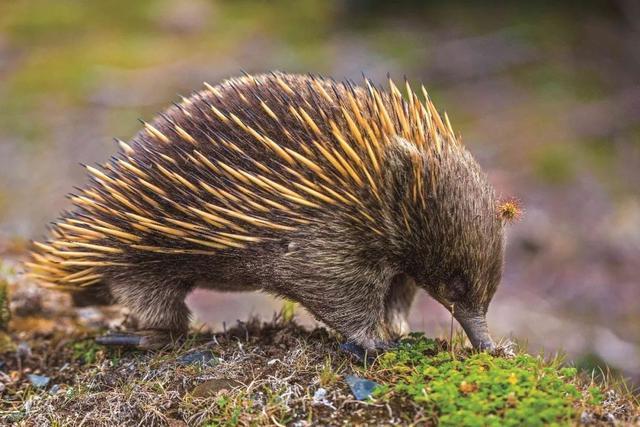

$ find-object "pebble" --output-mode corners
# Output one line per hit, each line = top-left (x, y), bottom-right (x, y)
(313, 387), (327, 402)
(345, 375), (379, 400)
(27, 374), (50, 388)
(177, 350), (218, 366)
(313, 387), (336, 410)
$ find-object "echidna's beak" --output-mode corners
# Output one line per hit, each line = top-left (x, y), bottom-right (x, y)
(455, 313), (495, 351)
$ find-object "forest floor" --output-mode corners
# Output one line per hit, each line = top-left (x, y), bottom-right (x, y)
(0, 262), (638, 426)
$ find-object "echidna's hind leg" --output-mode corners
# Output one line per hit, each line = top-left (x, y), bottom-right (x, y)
(384, 274), (417, 340)
(98, 278), (193, 350)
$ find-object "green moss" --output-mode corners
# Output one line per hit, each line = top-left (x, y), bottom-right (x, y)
(588, 386), (604, 406)
(371, 334), (582, 426)
(71, 339), (103, 365)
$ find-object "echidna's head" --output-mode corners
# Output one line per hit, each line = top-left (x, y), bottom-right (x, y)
(386, 137), (507, 350)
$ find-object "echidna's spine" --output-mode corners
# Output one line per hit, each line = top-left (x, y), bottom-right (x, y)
(26, 72), (464, 290)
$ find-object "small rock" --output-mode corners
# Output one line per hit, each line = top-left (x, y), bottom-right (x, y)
(177, 350), (217, 366)
(190, 378), (243, 397)
(27, 374), (50, 388)
(313, 387), (336, 409)
(49, 384), (60, 395)
(313, 388), (327, 402)
(345, 375), (378, 400)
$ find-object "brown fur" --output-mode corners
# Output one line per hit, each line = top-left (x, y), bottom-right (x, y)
(26, 72), (506, 350)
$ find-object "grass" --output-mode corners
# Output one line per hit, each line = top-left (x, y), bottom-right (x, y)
(0, 262), (638, 425)
(1, 311), (638, 425)
(0, 261), (636, 426)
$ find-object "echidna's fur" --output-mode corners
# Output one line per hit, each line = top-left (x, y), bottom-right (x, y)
(27, 72), (506, 351)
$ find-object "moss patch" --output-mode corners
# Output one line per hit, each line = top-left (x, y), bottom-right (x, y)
(371, 334), (584, 425)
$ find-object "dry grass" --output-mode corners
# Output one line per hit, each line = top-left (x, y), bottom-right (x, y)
(1, 315), (400, 426)
(0, 269), (638, 426)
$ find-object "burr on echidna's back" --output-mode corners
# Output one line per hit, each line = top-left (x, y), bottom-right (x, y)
(26, 72), (513, 351)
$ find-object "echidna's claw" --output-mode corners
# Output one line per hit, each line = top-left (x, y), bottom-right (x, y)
(373, 339), (399, 351)
(96, 329), (179, 350)
(340, 340), (398, 363)
(340, 342), (370, 363)
(96, 332), (143, 347)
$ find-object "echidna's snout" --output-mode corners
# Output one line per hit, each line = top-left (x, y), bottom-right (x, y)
(455, 312), (495, 351)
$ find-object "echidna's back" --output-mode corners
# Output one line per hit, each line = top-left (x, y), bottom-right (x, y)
(27, 72), (461, 290)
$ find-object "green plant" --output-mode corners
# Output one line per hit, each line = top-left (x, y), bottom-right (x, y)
(318, 355), (340, 387)
(372, 334), (582, 426)
(71, 339), (102, 365)
(588, 386), (603, 405)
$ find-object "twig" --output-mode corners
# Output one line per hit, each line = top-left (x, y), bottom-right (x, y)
(449, 304), (456, 360)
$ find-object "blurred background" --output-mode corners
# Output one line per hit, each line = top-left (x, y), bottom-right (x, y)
(0, 1), (638, 386)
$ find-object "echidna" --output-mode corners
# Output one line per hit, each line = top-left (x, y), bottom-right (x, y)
(26, 72), (513, 352)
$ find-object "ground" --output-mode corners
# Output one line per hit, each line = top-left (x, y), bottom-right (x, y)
(2, 0), (640, 387)
(0, 265), (638, 426)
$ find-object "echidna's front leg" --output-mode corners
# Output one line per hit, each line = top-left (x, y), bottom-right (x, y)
(98, 278), (193, 350)
(384, 274), (417, 340)
(293, 279), (395, 361)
